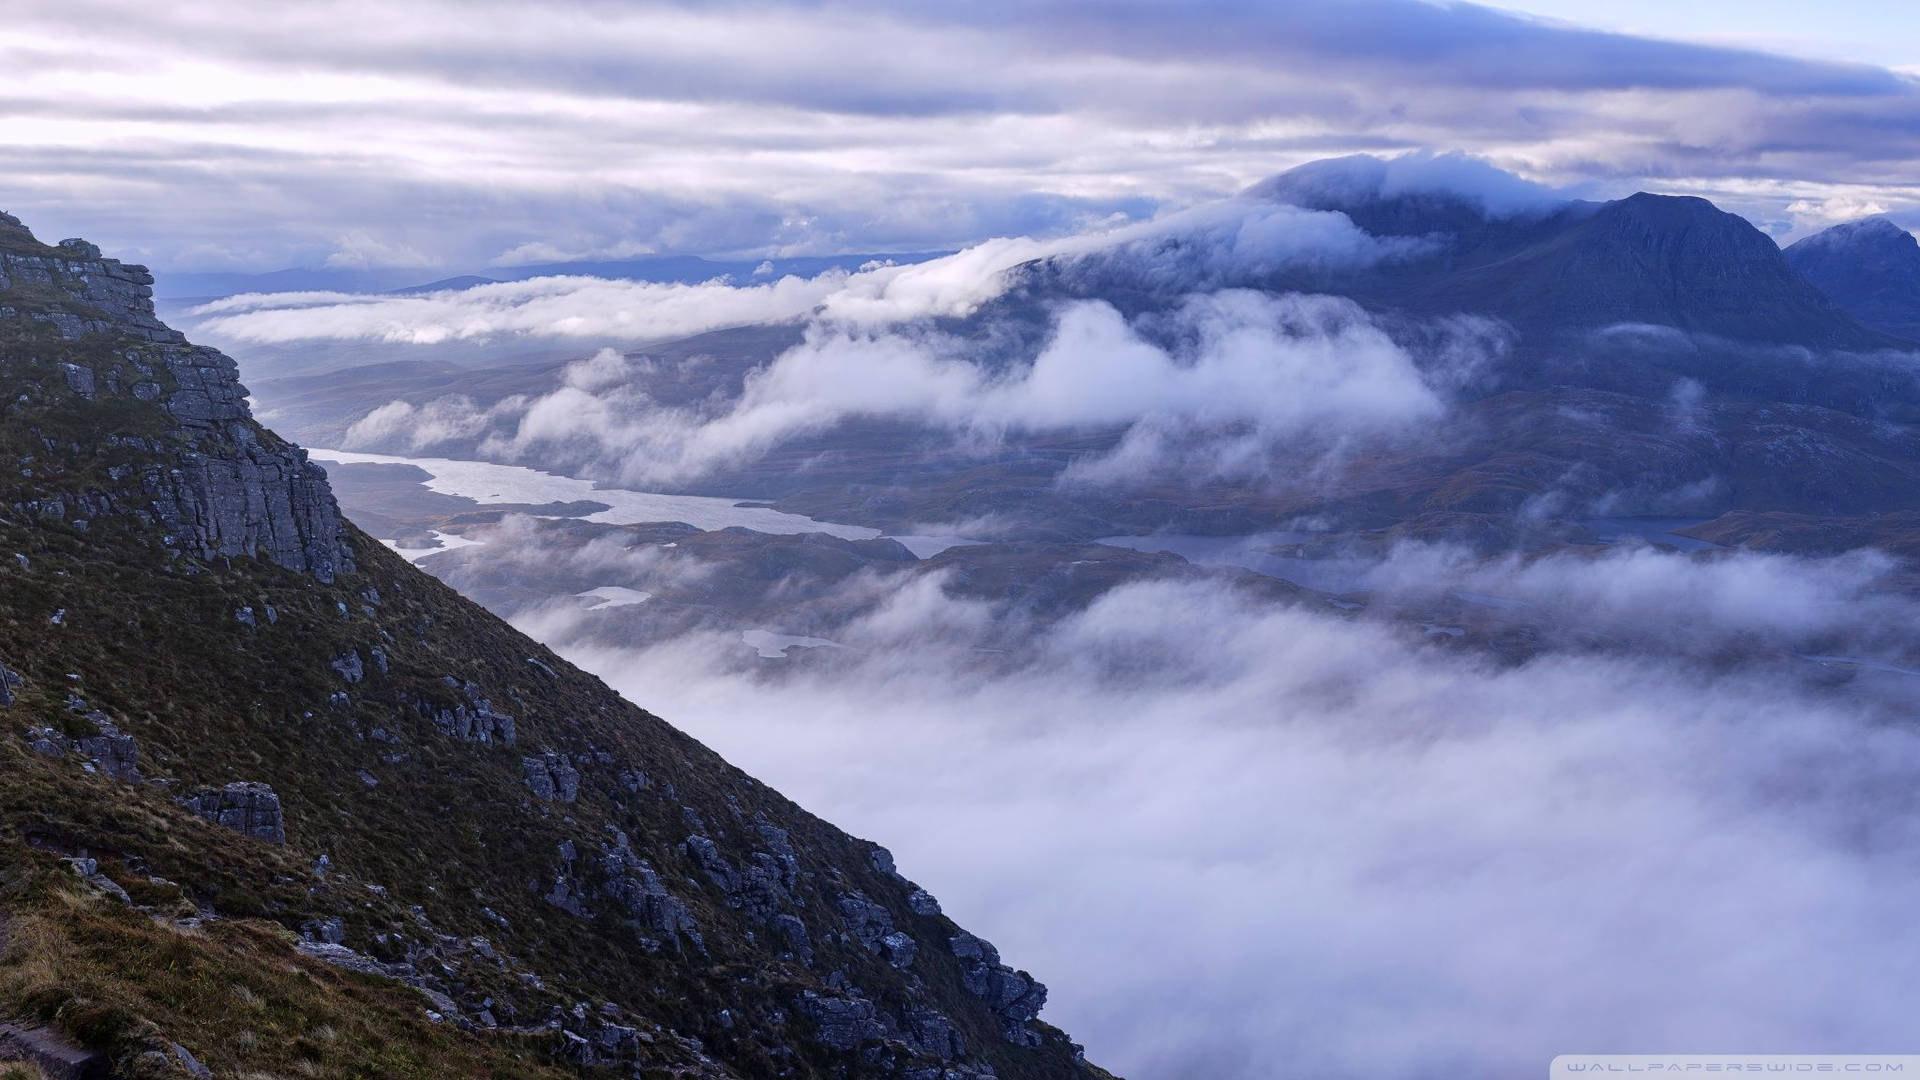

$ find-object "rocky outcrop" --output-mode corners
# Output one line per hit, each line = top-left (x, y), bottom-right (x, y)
(950, 932), (1048, 1046)
(417, 678), (516, 745)
(598, 839), (700, 950)
(73, 721), (140, 781)
(522, 752), (579, 802)
(798, 993), (888, 1052)
(0, 229), (179, 344)
(181, 781), (286, 844)
(0, 214), (354, 582)
(837, 891), (896, 954)
(22, 697), (143, 780)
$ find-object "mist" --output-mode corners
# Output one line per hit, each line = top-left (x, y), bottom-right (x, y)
(432, 528), (1920, 1080)
(189, 195), (1399, 347)
(330, 296), (1493, 489)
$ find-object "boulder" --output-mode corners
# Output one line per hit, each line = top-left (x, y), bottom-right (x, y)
(181, 781), (285, 844)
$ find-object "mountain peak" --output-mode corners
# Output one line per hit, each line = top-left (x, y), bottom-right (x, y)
(1246, 152), (1570, 223)
(1785, 215), (1920, 341)
(1794, 215), (1915, 248)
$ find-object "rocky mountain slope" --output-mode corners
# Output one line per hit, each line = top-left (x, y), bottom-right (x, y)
(0, 213), (1108, 1079)
(1785, 216), (1920, 342)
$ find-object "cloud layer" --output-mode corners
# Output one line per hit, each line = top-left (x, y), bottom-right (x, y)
(8, 0), (1920, 272)
(333, 288), (1472, 487)
(476, 537), (1920, 1079)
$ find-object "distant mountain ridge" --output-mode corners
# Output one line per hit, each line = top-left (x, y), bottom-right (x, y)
(153, 251), (953, 301)
(1785, 216), (1920, 341)
(233, 156), (1920, 571)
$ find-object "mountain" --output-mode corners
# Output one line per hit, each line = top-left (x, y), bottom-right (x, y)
(1414, 192), (1888, 348)
(235, 159), (1920, 575)
(0, 212), (1106, 1079)
(1020, 168), (1901, 356)
(387, 275), (501, 295)
(1784, 216), (1920, 341)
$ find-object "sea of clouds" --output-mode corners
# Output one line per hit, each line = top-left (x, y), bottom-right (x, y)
(255, 151), (1920, 1076)
(452, 536), (1920, 1080)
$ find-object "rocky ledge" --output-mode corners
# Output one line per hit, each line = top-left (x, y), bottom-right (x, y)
(0, 212), (353, 581)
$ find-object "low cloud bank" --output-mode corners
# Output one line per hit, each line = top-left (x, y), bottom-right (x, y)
(477, 540), (1920, 1080)
(339, 289), (1489, 486)
(191, 195), (1402, 346)
(237, 159), (1530, 487)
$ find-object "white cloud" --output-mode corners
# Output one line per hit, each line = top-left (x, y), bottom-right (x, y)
(323, 228), (437, 269)
(480, 541), (1920, 1079)
(339, 286), (1462, 486)
(191, 194), (1401, 345)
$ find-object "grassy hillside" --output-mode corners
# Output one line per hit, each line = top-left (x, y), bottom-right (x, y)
(0, 216), (1108, 1080)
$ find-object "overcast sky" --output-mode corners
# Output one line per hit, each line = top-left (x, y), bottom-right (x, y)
(3, 0), (1918, 272)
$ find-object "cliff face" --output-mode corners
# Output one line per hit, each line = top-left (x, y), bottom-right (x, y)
(0, 213), (1105, 1080)
(0, 213), (353, 581)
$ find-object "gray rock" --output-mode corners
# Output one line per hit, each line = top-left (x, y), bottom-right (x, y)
(329, 650), (365, 684)
(522, 752), (579, 801)
(949, 932), (1048, 1041)
(426, 682), (516, 745)
(797, 992), (886, 1051)
(771, 913), (815, 964)
(881, 930), (917, 969)
(0, 662), (21, 706)
(599, 845), (699, 945)
(0, 238), (355, 583)
(683, 835), (737, 892)
(73, 718), (139, 780)
(302, 917), (346, 945)
(295, 939), (407, 980)
(59, 364), (95, 399)
(902, 1067), (999, 1080)
(836, 891), (894, 952)
(181, 781), (285, 844)
(908, 888), (942, 916)
(543, 872), (589, 917)
(901, 1007), (967, 1060)
(25, 727), (66, 758)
